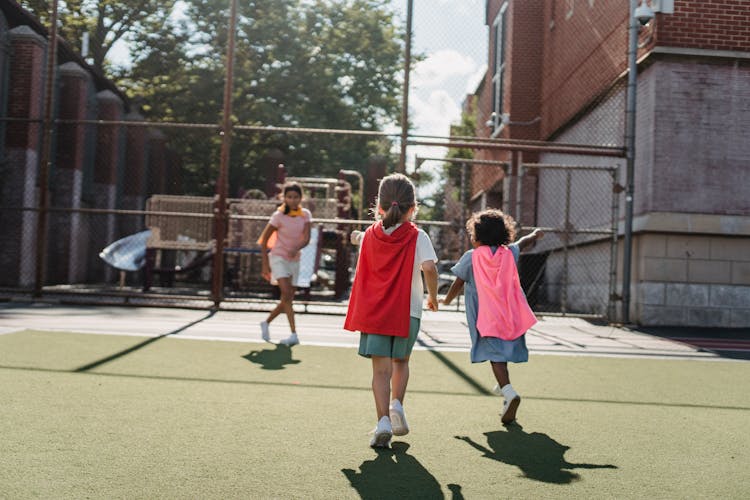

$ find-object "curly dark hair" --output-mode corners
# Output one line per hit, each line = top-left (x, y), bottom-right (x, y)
(465, 209), (517, 246)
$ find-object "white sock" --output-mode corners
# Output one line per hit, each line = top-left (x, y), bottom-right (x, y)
(501, 384), (518, 399)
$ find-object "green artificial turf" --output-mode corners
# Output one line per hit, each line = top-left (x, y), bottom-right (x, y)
(1, 330), (748, 499)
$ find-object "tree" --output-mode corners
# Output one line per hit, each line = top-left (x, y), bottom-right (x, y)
(430, 109), (477, 258)
(121, 0), (405, 195)
(20, 0), (177, 75)
(20, 0), (406, 196)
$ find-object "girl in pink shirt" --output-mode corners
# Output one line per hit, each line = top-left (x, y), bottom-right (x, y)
(258, 182), (312, 346)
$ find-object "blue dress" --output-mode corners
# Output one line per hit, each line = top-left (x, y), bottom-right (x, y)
(451, 244), (529, 363)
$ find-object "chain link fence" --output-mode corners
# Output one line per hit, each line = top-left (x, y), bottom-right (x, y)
(1, 0), (632, 318)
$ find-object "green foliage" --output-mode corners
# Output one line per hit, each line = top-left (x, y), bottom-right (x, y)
(444, 110), (476, 184)
(122, 0), (405, 195)
(21, 0), (405, 196)
(423, 110), (477, 222)
(20, 0), (176, 74)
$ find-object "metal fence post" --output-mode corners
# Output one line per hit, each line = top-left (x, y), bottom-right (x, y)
(398, 0), (413, 173)
(34, 0), (60, 297)
(211, 0), (239, 307)
(562, 170), (572, 315)
(609, 166), (622, 321)
(622, 0), (639, 323)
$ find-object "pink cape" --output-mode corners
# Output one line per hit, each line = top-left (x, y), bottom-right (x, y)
(472, 245), (537, 340)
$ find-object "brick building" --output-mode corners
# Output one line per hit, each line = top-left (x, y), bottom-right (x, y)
(469, 0), (750, 327)
(0, 0), (180, 287)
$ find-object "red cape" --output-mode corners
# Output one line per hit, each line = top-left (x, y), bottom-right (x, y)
(344, 222), (418, 337)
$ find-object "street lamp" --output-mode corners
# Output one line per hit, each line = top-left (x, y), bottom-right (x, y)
(622, 0), (653, 323)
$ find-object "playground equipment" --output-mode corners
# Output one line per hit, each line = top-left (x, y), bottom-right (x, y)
(105, 167), (359, 298)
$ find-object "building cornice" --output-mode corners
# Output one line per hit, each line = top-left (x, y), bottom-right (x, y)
(631, 212), (750, 237)
(650, 46), (750, 61)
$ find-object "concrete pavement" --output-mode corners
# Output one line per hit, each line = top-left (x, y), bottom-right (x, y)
(1, 301), (747, 361)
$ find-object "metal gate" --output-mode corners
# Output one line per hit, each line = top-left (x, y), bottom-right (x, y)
(513, 162), (621, 319)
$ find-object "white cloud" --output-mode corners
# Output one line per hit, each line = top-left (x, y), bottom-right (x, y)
(435, 0), (483, 16)
(411, 89), (462, 137)
(405, 90), (461, 196)
(413, 49), (477, 88)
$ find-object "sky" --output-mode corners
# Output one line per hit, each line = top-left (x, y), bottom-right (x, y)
(388, 0), (488, 192)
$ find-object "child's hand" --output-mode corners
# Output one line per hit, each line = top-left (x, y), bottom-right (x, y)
(531, 228), (544, 240)
(350, 230), (363, 245)
(426, 295), (439, 312)
(440, 297), (451, 306)
(261, 263), (272, 282)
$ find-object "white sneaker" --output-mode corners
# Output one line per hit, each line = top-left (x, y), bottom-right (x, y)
(260, 321), (270, 342)
(280, 333), (299, 346)
(500, 384), (521, 424)
(389, 399), (409, 436)
(369, 416), (392, 448)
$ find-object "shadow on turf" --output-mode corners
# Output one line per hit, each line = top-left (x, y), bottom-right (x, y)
(417, 338), (492, 396)
(242, 344), (300, 370)
(342, 442), (464, 499)
(73, 310), (217, 372)
(456, 424), (617, 484)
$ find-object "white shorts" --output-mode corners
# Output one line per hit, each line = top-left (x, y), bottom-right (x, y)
(269, 254), (300, 285)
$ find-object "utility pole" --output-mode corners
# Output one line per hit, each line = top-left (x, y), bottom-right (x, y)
(622, 0), (640, 323)
(211, 0), (239, 306)
(34, 0), (60, 297)
(398, 0), (413, 173)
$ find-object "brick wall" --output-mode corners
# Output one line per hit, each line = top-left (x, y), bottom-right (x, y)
(0, 12), (8, 153)
(5, 26), (44, 151)
(0, 26), (45, 287)
(538, 0), (750, 141)
(656, 0), (750, 52)
(507, 0), (543, 142)
(541, 0), (629, 140)
(94, 90), (123, 185)
(650, 59), (750, 216)
(48, 62), (93, 284)
(471, 1), (750, 325)
(90, 90), (124, 282)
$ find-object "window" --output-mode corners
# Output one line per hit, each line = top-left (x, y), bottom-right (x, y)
(566, 0), (575, 19)
(491, 3), (508, 135)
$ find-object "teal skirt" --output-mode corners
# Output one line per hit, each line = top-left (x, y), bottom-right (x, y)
(358, 317), (420, 359)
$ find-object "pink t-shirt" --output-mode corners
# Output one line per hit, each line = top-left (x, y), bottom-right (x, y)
(268, 208), (312, 262)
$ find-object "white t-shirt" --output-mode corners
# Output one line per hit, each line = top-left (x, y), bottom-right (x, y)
(366, 223), (438, 319)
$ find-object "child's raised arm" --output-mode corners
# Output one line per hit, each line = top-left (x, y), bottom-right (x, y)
(515, 228), (544, 252)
